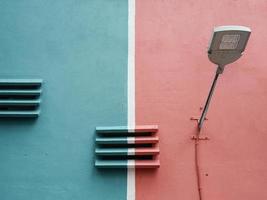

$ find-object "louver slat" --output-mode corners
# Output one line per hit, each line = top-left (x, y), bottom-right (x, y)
(134, 136), (159, 144)
(96, 136), (159, 145)
(95, 147), (159, 156)
(96, 125), (158, 133)
(0, 100), (41, 106)
(95, 159), (160, 168)
(95, 125), (160, 169)
(0, 89), (42, 96)
(0, 110), (40, 117)
(0, 79), (42, 118)
(96, 137), (129, 145)
(0, 79), (42, 86)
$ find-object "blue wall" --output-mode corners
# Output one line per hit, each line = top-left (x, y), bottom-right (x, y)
(0, 1), (128, 199)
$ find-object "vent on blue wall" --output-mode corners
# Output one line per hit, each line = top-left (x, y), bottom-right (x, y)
(95, 125), (160, 168)
(0, 79), (42, 118)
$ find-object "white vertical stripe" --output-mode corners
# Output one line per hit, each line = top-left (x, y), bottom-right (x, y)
(128, 148), (135, 156)
(127, 0), (135, 200)
(127, 1), (135, 127)
(127, 137), (135, 144)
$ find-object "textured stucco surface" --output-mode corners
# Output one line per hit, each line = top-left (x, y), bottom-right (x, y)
(135, 0), (267, 199)
(0, 1), (128, 199)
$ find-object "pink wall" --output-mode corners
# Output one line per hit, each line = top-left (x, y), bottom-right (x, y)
(135, 0), (267, 199)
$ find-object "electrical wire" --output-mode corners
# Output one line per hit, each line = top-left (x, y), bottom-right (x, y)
(194, 132), (203, 200)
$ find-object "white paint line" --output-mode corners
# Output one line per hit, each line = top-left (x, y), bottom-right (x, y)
(127, 137), (135, 144)
(128, 148), (135, 156)
(127, 1), (135, 129)
(127, 0), (136, 200)
(128, 127), (135, 133)
(127, 160), (135, 168)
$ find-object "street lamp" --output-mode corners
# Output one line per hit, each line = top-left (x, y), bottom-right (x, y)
(198, 25), (251, 130)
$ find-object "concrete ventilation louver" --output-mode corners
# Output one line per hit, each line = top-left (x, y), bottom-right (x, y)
(0, 79), (42, 118)
(95, 125), (160, 168)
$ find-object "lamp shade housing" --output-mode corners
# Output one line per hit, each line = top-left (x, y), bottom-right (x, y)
(208, 25), (251, 66)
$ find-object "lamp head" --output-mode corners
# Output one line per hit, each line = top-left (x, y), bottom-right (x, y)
(208, 25), (251, 66)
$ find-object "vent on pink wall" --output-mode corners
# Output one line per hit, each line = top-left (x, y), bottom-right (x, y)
(95, 125), (160, 168)
(0, 79), (42, 118)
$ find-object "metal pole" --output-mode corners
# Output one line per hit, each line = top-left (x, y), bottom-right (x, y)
(198, 65), (224, 130)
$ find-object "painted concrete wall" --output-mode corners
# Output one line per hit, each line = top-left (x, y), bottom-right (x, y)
(0, 1), (128, 200)
(1, 0), (267, 200)
(135, 0), (267, 200)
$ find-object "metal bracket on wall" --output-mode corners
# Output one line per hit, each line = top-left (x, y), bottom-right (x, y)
(190, 106), (208, 130)
(190, 106), (208, 121)
(190, 116), (208, 121)
(191, 136), (210, 141)
(190, 108), (210, 140)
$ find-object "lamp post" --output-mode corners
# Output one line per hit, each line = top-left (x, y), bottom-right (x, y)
(198, 25), (251, 130)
